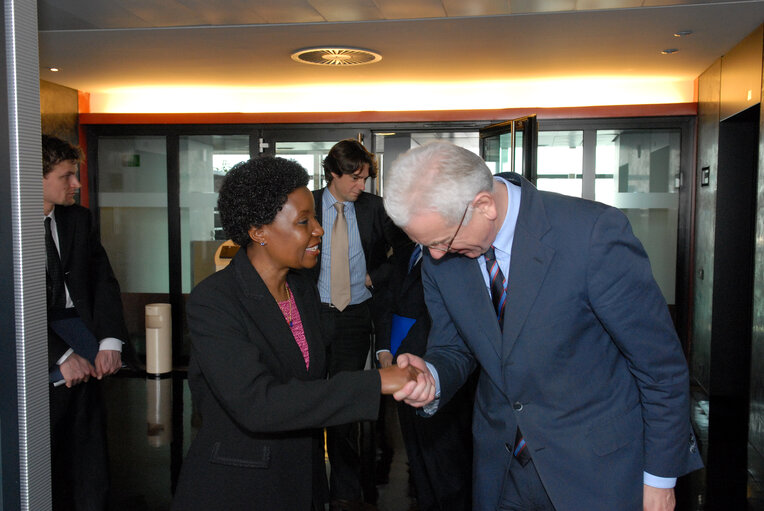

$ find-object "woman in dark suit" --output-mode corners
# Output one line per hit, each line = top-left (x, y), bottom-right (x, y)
(172, 157), (419, 511)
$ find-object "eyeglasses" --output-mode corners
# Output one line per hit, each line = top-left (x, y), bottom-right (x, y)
(428, 203), (470, 253)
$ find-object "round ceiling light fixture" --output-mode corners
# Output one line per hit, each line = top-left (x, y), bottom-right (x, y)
(291, 47), (382, 66)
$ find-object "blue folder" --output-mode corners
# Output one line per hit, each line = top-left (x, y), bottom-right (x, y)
(390, 314), (416, 356)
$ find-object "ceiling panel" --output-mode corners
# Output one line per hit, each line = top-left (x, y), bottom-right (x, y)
(245, 0), (326, 23)
(308, 0), (384, 21)
(176, 0), (269, 25)
(442, 0), (511, 17)
(373, 0), (448, 19)
(509, 0), (577, 14)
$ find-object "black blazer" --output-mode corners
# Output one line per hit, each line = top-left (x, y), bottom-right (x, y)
(309, 189), (406, 292)
(48, 204), (128, 367)
(172, 249), (382, 510)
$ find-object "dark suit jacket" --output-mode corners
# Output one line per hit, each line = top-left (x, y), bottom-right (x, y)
(421, 173), (702, 511)
(48, 204), (128, 367)
(375, 242), (430, 357)
(172, 249), (382, 510)
(310, 189), (406, 294)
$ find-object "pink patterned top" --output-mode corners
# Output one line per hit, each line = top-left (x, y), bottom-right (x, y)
(277, 285), (309, 370)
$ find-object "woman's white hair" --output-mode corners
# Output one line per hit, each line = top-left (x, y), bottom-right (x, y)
(384, 141), (494, 227)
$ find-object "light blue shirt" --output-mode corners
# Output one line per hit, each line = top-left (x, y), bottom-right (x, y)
(424, 177), (674, 488)
(317, 189), (372, 306)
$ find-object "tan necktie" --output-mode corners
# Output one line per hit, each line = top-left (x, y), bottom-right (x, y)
(330, 202), (351, 311)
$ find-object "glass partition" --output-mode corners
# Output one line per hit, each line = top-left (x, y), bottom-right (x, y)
(536, 130), (583, 197)
(97, 136), (168, 353)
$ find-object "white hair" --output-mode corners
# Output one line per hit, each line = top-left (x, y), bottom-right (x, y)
(384, 141), (494, 227)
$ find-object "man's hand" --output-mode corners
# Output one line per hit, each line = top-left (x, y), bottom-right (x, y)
(643, 485), (675, 511)
(365, 273), (373, 288)
(378, 351), (393, 368)
(59, 353), (97, 388)
(95, 350), (122, 379)
(392, 353), (436, 407)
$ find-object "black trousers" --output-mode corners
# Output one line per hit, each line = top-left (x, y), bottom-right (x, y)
(320, 301), (374, 502)
(49, 379), (110, 511)
(397, 374), (475, 511)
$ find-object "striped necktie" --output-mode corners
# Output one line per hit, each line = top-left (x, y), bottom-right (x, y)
(483, 246), (507, 328)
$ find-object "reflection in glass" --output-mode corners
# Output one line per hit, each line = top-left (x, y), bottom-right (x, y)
(146, 377), (173, 447)
(536, 131), (583, 197)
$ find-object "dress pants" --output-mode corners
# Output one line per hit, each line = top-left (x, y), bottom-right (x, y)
(320, 301), (374, 503)
(498, 456), (556, 511)
(49, 379), (109, 511)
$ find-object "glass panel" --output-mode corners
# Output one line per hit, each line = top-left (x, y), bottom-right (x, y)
(179, 135), (250, 360)
(536, 130), (583, 197)
(374, 132), (480, 194)
(275, 141), (338, 190)
(179, 134), (249, 293)
(97, 136), (168, 355)
(595, 129), (681, 304)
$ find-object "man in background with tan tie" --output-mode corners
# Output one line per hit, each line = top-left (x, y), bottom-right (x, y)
(310, 139), (406, 511)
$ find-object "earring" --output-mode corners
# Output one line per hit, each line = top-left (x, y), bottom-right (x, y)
(260, 241), (266, 246)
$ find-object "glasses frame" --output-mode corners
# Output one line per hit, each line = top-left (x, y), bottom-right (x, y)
(428, 203), (470, 253)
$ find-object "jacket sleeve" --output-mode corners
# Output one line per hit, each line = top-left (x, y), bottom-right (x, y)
(586, 206), (700, 477)
(186, 278), (382, 434)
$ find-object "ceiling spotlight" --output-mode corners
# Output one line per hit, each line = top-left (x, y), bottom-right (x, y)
(673, 30), (693, 38)
(661, 49), (679, 55)
(291, 47), (382, 66)
(49, 67), (60, 72)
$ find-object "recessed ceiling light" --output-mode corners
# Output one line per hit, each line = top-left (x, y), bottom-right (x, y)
(291, 47), (382, 66)
(661, 49), (679, 55)
(49, 67), (60, 72)
(674, 30), (693, 38)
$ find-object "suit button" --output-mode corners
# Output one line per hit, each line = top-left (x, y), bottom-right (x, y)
(513, 402), (523, 411)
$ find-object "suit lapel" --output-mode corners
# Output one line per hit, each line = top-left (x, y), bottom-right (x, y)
(233, 252), (311, 377)
(501, 177), (555, 359)
(54, 206), (76, 270)
(354, 193), (372, 253)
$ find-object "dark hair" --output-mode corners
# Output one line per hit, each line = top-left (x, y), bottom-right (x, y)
(322, 139), (378, 183)
(42, 135), (82, 176)
(217, 156), (310, 248)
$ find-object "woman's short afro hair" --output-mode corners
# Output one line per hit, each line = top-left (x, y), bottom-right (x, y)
(217, 156), (309, 248)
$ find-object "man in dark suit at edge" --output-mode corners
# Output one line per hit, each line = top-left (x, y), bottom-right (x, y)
(385, 142), (703, 511)
(43, 135), (129, 511)
(376, 240), (474, 511)
(310, 139), (406, 510)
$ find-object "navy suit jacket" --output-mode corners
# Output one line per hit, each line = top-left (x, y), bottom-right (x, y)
(421, 173), (702, 510)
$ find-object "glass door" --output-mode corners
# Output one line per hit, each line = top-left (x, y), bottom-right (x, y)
(261, 128), (373, 191)
(479, 115), (538, 181)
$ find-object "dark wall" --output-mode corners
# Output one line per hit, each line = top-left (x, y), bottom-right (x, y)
(40, 79), (78, 144)
(692, 58), (721, 393)
(750, 47), (764, 470)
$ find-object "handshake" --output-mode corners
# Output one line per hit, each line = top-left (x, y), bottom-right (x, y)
(377, 354), (436, 408)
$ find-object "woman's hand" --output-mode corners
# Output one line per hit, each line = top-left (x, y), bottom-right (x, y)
(379, 364), (419, 395)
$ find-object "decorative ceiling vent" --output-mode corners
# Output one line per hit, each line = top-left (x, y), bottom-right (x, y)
(291, 47), (382, 66)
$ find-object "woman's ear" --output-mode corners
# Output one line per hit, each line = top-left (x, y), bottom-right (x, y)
(248, 226), (267, 246)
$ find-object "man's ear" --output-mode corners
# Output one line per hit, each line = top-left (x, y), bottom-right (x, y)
(473, 191), (497, 221)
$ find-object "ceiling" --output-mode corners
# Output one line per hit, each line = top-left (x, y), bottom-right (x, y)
(36, 0), (764, 112)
